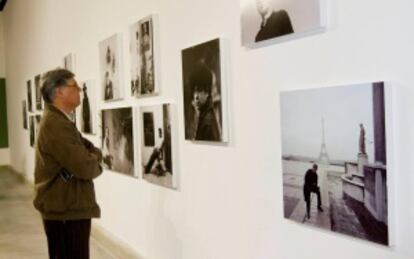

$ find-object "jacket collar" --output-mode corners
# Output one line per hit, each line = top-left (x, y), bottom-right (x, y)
(44, 103), (72, 122)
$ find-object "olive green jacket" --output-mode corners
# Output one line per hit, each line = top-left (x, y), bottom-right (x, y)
(33, 104), (102, 220)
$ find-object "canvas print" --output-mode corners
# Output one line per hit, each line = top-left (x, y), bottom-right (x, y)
(140, 104), (175, 189)
(280, 82), (389, 245)
(29, 116), (35, 147)
(63, 53), (76, 73)
(79, 80), (96, 135)
(101, 107), (134, 176)
(99, 34), (124, 101)
(27, 80), (33, 112)
(22, 101), (28, 130)
(181, 38), (227, 142)
(35, 74), (43, 110)
(241, 0), (325, 46)
(129, 15), (158, 97)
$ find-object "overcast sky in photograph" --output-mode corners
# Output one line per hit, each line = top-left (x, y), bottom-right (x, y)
(280, 83), (375, 162)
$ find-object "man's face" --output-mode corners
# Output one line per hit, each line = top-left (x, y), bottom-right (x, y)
(256, 0), (272, 16)
(60, 78), (81, 109)
(193, 89), (209, 110)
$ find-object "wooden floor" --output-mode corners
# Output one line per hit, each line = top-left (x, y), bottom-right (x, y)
(0, 166), (116, 259)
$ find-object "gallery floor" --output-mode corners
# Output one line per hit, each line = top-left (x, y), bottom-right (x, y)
(0, 166), (116, 259)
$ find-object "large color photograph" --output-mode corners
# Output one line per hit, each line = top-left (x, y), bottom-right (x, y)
(280, 82), (389, 245)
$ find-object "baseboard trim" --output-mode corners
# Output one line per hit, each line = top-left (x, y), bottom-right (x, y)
(91, 223), (145, 259)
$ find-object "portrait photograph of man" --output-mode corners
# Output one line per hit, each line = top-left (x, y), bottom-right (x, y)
(79, 80), (96, 135)
(241, 0), (325, 46)
(35, 74), (43, 110)
(129, 15), (158, 97)
(27, 80), (33, 112)
(181, 38), (228, 142)
(99, 34), (124, 101)
(280, 82), (389, 245)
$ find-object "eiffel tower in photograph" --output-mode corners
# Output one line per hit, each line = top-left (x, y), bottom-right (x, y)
(318, 117), (330, 164)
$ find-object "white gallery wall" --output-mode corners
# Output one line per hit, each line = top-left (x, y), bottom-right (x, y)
(0, 13), (10, 165)
(3, 0), (414, 258)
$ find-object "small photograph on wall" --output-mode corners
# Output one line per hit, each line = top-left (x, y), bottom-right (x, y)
(140, 104), (175, 189)
(240, 0), (325, 46)
(35, 74), (43, 110)
(101, 107), (134, 176)
(129, 15), (158, 97)
(63, 53), (76, 73)
(79, 80), (96, 135)
(181, 38), (227, 142)
(22, 100), (28, 130)
(99, 34), (124, 101)
(29, 116), (35, 147)
(280, 82), (389, 245)
(27, 80), (33, 112)
(35, 115), (42, 139)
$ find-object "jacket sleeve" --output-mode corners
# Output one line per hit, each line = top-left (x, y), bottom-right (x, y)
(45, 122), (102, 180)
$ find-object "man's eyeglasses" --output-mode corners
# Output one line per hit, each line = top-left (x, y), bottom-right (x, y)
(65, 83), (81, 90)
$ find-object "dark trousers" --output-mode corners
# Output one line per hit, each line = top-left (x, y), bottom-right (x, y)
(43, 219), (91, 259)
(304, 186), (322, 216)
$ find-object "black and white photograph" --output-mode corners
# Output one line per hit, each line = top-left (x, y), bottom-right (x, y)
(22, 100), (28, 130)
(29, 116), (35, 147)
(79, 80), (96, 135)
(27, 80), (33, 112)
(129, 15), (158, 97)
(140, 104), (175, 189)
(181, 38), (227, 142)
(63, 53), (76, 73)
(101, 107), (134, 176)
(241, 0), (325, 46)
(99, 34), (124, 101)
(34, 74), (43, 110)
(280, 82), (389, 245)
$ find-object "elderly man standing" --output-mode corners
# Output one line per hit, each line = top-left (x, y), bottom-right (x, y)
(33, 68), (103, 259)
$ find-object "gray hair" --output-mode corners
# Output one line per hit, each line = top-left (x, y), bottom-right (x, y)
(41, 68), (75, 103)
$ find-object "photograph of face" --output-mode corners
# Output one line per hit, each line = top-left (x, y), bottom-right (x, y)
(63, 53), (76, 73)
(99, 34), (123, 101)
(140, 104), (175, 189)
(101, 107), (134, 176)
(129, 15), (157, 97)
(79, 80), (96, 135)
(29, 116), (35, 147)
(22, 101), (28, 130)
(241, 0), (324, 46)
(280, 82), (389, 245)
(27, 80), (33, 112)
(35, 74), (43, 110)
(181, 38), (226, 142)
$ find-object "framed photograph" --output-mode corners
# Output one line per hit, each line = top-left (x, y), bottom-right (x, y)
(129, 15), (159, 97)
(241, 0), (326, 46)
(63, 53), (76, 73)
(99, 33), (124, 101)
(280, 82), (390, 245)
(181, 38), (228, 142)
(79, 80), (97, 135)
(22, 100), (28, 130)
(101, 107), (134, 176)
(27, 80), (33, 112)
(34, 74), (43, 110)
(139, 103), (177, 189)
(29, 116), (35, 147)
(35, 115), (42, 139)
